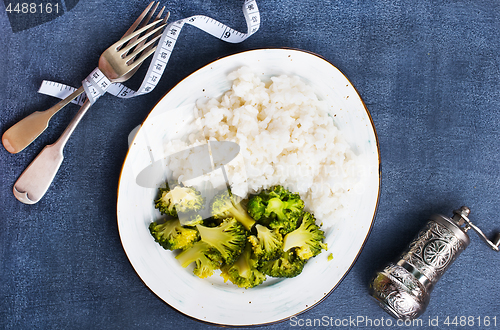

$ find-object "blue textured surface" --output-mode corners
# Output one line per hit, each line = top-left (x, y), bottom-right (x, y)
(1, 1), (499, 329)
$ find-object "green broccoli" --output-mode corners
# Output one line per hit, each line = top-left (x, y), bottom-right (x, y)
(149, 218), (199, 251)
(247, 186), (304, 235)
(282, 212), (328, 260)
(248, 224), (283, 261)
(256, 185), (290, 200)
(258, 249), (305, 278)
(210, 189), (256, 231)
(247, 186), (289, 220)
(220, 241), (266, 289)
(196, 217), (248, 264)
(150, 183), (325, 287)
(246, 195), (266, 221)
(175, 240), (222, 279)
(155, 185), (205, 218)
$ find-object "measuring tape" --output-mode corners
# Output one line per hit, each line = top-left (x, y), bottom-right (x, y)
(38, 0), (260, 105)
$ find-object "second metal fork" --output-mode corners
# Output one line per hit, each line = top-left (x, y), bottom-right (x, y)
(2, 1), (169, 155)
(12, 5), (168, 204)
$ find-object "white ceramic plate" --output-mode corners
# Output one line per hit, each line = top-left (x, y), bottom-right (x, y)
(117, 48), (380, 326)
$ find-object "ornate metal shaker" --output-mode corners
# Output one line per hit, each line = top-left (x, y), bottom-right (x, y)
(369, 206), (500, 320)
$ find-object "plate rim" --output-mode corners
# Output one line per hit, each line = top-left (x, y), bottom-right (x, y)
(116, 47), (381, 327)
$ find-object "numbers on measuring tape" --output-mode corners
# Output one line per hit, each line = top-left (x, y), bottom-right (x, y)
(5, 3), (59, 14)
(169, 28), (178, 36)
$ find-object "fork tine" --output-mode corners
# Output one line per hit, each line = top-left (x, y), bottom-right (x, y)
(117, 22), (166, 56)
(123, 2), (161, 49)
(123, 9), (170, 66)
(155, 6), (166, 21)
(125, 45), (159, 73)
(127, 6), (167, 54)
(155, 9), (170, 34)
(120, 1), (155, 40)
(124, 34), (162, 65)
(113, 20), (164, 50)
(139, 10), (170, 51)
(142, 2), (160, 27)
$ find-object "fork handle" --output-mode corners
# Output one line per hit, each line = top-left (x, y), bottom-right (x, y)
(13, 98), (92, 204)
(2, 86), (85, 154)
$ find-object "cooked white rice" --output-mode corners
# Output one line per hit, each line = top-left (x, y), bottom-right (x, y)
(164, 67), (364, 225)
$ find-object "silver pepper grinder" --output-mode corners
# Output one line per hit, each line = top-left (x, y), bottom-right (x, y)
(369, 206), (500, 320)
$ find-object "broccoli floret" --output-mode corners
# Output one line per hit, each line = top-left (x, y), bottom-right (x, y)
(247, 186), (304, 235)
(248, 224), (283, 261)
(282, 212), (327, 260)
(155, 185), (205, 217)
(149, 218), (199, 251)
(258, 249), (305, 278)
(264, 196), (304, 233)
(256, 185), (290, 201)
(175, 240), (222, 279)
(179, 213), (205, 226)
(247, 195), (266, 221)
(220, 241), (266, 289)
(210, 189), (255, 231)
(247, 186), (289, 220)
(196, 217), (248, 264)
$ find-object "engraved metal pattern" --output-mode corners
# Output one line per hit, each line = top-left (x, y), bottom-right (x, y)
(423, 239), (451, 269)
(370, 213), (472, 321)
(400, 220), (467, 284)
(387, 264), (424, 298)
(370, 263), (427, 320)
(387, 291), (418, 320)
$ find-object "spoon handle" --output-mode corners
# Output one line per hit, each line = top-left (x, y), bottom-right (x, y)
(2, 86), (84, 154)
(13, 98), (92, 204)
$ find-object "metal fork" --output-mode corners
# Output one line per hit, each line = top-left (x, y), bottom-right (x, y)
(12, 9), (168, 204)
(2, 1), (169, 154)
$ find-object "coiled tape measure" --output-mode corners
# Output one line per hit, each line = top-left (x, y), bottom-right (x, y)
(38, 0), (260, 105)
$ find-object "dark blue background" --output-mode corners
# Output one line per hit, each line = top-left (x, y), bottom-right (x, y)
(1, 0), (499, 329)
